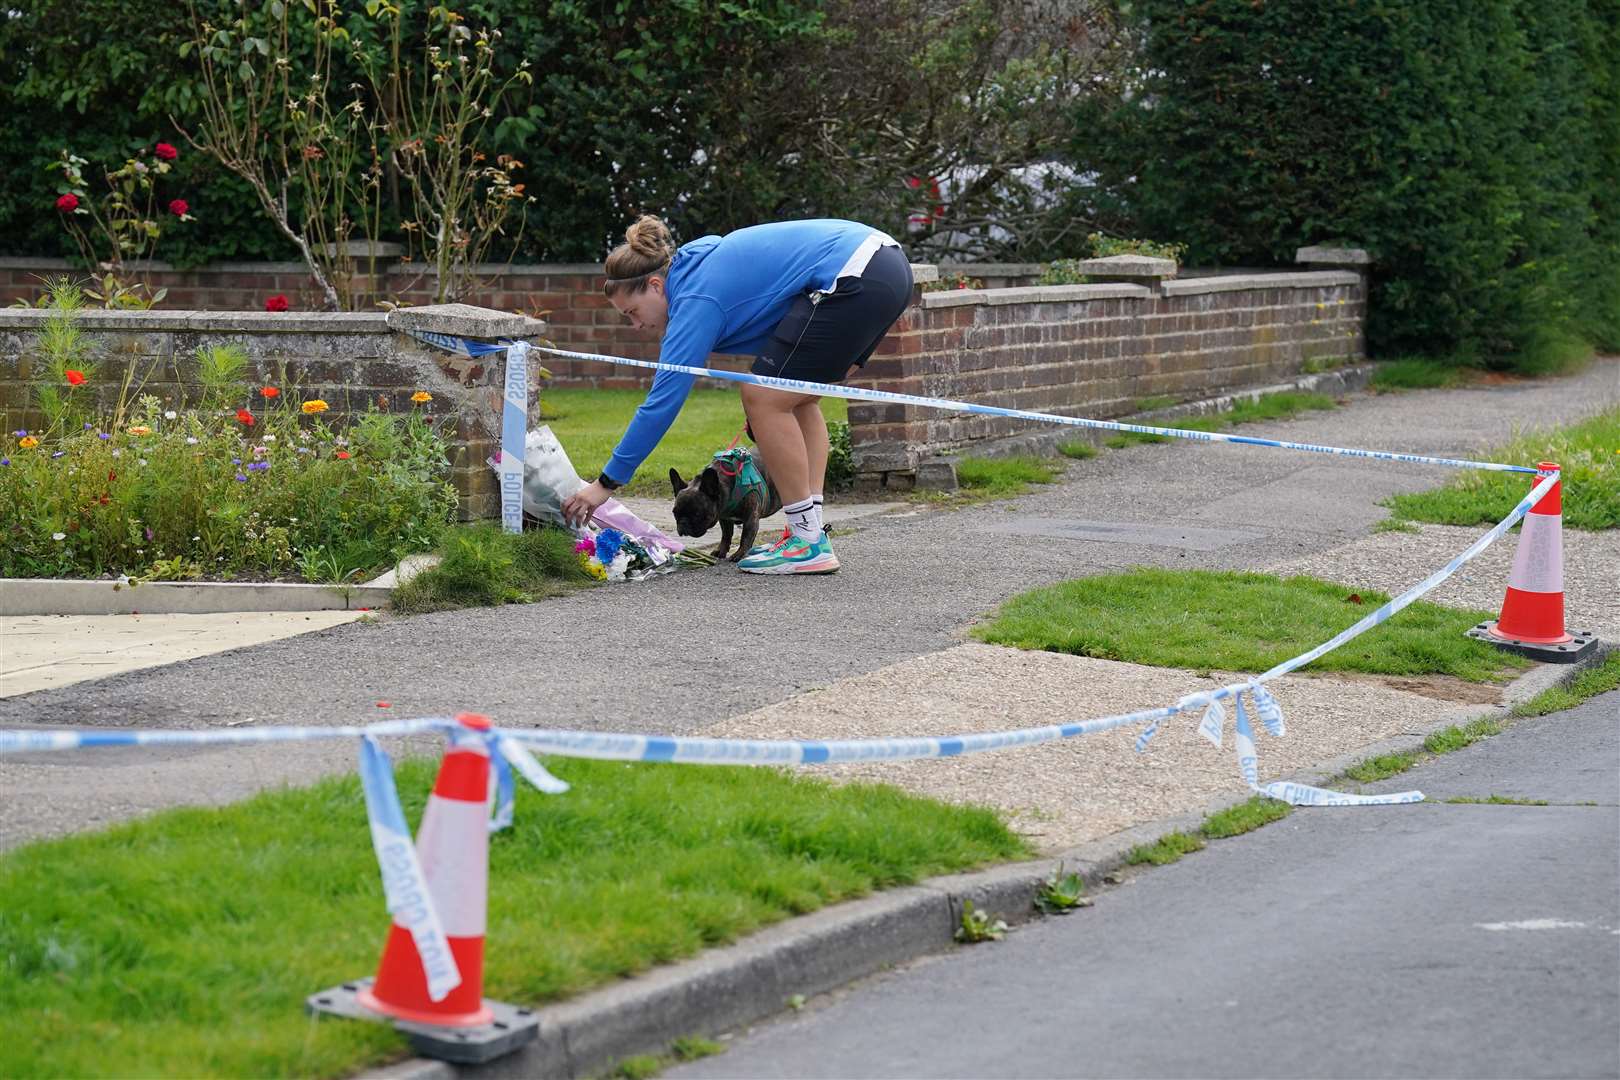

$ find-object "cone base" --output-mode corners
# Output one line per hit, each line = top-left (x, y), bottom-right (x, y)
(357, 987), (495, 1028)
(307, 980), (539, 1065)
(1467, 622), (1600, 664)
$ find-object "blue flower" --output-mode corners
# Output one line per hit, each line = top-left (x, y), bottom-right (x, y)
(0, 458), (9, 466)
(83, 422), (93, 430)
(594, 528), (626, 564)
(247, 461), (270, 472)
(235, 473), (249, 482)
(12, 430), (25, 438)
(98, 432), (111, 440)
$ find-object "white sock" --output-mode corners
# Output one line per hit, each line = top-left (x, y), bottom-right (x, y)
(784, 498), (820, 543)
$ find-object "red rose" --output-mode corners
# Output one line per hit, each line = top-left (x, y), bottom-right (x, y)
(154, 143), (178, 161)
(236, 409), (255, 426)
(265, 294), (290, 312)
(56, 193), (79, 212)
(65, 369), (86, 386)
(168, 199), (189, 216)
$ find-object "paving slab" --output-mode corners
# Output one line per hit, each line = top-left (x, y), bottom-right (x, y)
(0, 611), (367, 698)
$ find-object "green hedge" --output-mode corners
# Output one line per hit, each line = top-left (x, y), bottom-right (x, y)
(1078, 0), (1619, 369)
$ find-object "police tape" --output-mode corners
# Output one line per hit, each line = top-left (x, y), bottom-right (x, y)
(399, 329), (1543, 476)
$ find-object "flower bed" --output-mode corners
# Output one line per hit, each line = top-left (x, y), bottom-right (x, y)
(1, 293), (457, 583)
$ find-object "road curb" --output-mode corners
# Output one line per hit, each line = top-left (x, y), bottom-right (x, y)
(358, 645), (1611, 1080)
(0, 577), (390, 616)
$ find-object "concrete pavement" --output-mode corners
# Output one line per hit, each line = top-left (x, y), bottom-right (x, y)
(670, 690), (1620, 1080)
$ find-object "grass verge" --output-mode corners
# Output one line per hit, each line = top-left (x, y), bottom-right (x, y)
(1511, 651), (1620, 717)
(391, 522), (595, 614)
(540, 388), (848, 498)
(1104, 391), (1337, 448)
(1122, 796), (1294, 868)
(1444, 795), (1549, 806)
(1369, 358), (1470, 392)
(973, 569), (1527, 683)
(1382, 407), (1619, 530)
(0, 758), (1026, 1078)
(954, 455), (1063, 497)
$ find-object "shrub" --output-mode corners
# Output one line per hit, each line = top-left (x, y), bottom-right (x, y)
(1078, 0), (1617, 370)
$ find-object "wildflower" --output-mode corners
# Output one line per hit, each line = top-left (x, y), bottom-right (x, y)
(248, 461), (270, 472)
(265, 294), (290, 313)
(251, 444), (268, 459)
(236, 409), (255, 426)
(261, 434), (277, 443)
(12, 430), (25, 437)
(232, 457), (241, 465)
(84, 422), (92, 429)
(98, 432), (111, 440)
(144, 527), (153, 541)
(52, 532), (66, 541)
(168, 199), (189, 217)
(51, 451), (64, 458)
(111, 449), (121, 457)
(301, 399), (329, 414)
(336, 450), (351, 460)
(261, 386), (280, 398)
(164, 410), (177, 420)
(154, 142), (178, 161)
(235, 473), (248, 482)
(185, 436), (198, 445)
(128, 425), (151, 436)
(65, 369), (86, 386)
(411, 391), (433, 403)
(138, 459), (148, 466)
(296, 447), (311, 454)
(56, 193), (79, 212)
(18, 436), (39, 449)
(0, 458), (7, 466)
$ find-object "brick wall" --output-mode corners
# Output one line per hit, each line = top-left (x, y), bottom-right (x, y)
(0, 309), (545, 520)
(847, 270), (1366, 485)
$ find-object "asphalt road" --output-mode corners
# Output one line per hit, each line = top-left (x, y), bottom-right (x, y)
(670, 690), (1620, 1080)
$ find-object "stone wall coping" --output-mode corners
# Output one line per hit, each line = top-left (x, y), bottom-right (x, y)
(921, 282), (1151, 308)
(0, 308), (545, 337)
(1076, 254), (1178, 279)
(937, 262), (1046, 276)
(1160, 270), (1363, 296)
(910, 263), (939, 285)
(386, 303), (545, 339)
(1294, 245), (1371, 267)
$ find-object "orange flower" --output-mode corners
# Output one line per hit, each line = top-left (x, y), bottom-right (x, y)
(336, 450), (351, 460)
(65, 369), (86, 386)
(301, 400), (329, 414)
(411, 391), (432, 403)
(261, 386), (280, 398)
(18, 435), (39, 449)
(235, 409), (255, 426)
(127, 425), (151, 436)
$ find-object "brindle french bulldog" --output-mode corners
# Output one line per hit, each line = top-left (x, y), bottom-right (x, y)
(669, 452), (783, 562)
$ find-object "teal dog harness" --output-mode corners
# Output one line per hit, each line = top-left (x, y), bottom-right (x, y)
(712, 447), (770, 516)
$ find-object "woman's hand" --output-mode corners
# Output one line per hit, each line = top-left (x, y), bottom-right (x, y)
(562, 480), (612, 527)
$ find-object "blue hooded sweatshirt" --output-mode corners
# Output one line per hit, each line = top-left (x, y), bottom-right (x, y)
(600, 219), (886, 485)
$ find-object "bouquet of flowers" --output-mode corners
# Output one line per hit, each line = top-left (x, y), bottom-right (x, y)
(573, 526), (675, 582)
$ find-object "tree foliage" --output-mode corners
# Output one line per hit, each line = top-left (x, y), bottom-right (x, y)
(1077, 0), (1619, 367)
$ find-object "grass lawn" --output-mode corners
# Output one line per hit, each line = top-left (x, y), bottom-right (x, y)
(1369, 358), (1471, 392)
(973, 568), (1527, 683)
(0, 757), (1025, 1078)
(540, 388), (849, 497)
(955, 455), (1063, 497)
(1382, 407), (1620, 530)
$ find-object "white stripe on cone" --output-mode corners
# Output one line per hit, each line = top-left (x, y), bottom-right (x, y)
(1507, 512), (1564, 594)
(412, 795), (489, 937)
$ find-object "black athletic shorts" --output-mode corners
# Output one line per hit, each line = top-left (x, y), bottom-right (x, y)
(750, 243), (913, 387)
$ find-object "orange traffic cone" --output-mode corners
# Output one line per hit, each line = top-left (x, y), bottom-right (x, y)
(307, 713), (538, 1063)
(358, 711), (495, 1026)
(1469, 462), (1597, 663)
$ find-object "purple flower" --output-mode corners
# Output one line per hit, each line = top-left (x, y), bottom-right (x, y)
(12, 430), (25, 438)
(232, 457), (241, 465)
(235, 473), (249, 482)
(0, 458), (9, 467)
(247, 461), (270, 472)
(144, 526), (154, 541)
(83, 422), (93, 430)
(51, 451), (65, 458)
(98, 432), (111, 440)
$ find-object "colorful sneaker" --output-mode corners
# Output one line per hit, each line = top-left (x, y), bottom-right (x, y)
(746, 526), (792, 558)
(737, 530), (840, 574)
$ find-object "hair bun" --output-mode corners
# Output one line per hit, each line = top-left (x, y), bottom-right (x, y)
(625, 214), (675, 261)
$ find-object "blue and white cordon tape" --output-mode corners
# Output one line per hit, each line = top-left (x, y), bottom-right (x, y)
(0, 332), (1559, 996)
(402, 329), (1543, 476)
